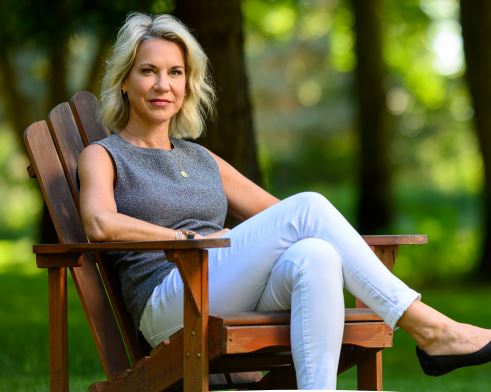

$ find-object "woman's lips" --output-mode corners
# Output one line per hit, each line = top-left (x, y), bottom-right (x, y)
(149, 99), (172, 106)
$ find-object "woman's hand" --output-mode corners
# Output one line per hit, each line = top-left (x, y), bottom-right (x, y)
(203, 228), (230, 239)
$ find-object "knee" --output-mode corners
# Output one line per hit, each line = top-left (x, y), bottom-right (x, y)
(286, 238), (343, 278)
(289, 192), (333, 215)
(293, 191), (328, 205)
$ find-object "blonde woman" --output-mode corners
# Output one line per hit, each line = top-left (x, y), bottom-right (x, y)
(78, 12), (491, 390)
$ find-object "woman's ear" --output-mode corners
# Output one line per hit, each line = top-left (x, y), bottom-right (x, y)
(121, 80), (128, 94)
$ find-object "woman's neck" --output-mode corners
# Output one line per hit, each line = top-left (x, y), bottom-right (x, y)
(120, 121), (172, 150)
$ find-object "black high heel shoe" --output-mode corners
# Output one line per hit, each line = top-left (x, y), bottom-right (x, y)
(416, 341), (491, 376)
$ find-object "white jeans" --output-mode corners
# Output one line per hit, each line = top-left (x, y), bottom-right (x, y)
(139, 192), (420, 390)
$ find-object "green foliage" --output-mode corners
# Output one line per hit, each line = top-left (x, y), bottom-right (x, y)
(0, 0), (487, 288)
(244, 0), (484, 282)
(0, 129), (42, 241)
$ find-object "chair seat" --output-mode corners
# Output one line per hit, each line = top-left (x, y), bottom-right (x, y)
(207, 309), (391, 357)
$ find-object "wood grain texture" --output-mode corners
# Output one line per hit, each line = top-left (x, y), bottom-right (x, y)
(221, 321), (392, 354)
(357, 350), (383, 391)
(48, 268), (68, 392)
(362, 234), (428, 245)
(211, 308), (382, 327)
(47, 102), (85, 204)
(33, 239), (230, 254)
(89, 332), (184, 392)
(24, 117), (131, 377)
(70, 91), (110, 146)
(37, 253), (82, 268)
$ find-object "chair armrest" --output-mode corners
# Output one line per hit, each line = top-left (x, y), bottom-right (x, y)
(362, 234), (427, 246)
(33, 239), (230, 268)
(33, 238), (230, 254)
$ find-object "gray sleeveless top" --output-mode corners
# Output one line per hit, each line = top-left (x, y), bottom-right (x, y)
(95, 134), (227, 328)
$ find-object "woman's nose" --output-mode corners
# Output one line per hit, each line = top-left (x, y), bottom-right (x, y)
(154, 75), (171, 91)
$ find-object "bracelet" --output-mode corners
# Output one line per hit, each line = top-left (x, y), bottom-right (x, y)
(175, 230), (196, 240)
(175, 230), (186, 240)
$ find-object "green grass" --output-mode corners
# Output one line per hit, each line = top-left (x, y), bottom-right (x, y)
(0, 268), (104, 392)
(338, 284), (491, 391)
(2, 267), (491, 391)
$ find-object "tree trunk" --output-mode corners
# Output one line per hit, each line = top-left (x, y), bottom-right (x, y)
(0, 46), (31, 144)
(47, 40), (69, 110)
(85, 39), (112, 96)
(174, 0), (262, 184)
(460, 0), (491, 280)
(350, 0), (393, 233)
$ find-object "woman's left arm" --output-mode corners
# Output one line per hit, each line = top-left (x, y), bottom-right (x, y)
(207, 150), (279, 221)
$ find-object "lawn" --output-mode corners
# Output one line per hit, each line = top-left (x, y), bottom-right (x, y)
(1, 265), (491, 391)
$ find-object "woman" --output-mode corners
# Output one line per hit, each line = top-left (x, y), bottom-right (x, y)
(78, 12), (491, 390)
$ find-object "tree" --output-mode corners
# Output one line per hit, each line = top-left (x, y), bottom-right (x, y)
(0, 0), (156, 242)
(350, 0), (393, 234)
(174, 0), (263, 184)
(460, 0), (491, 279)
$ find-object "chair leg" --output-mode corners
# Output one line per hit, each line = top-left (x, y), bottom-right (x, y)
(357, 350), (382, 391)
(48, 267), (69, 392)
(173, 250), (209, 392)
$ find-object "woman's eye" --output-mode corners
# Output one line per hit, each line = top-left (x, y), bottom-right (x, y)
(170, 69), (183, 76)
(142, 68), (153, 74)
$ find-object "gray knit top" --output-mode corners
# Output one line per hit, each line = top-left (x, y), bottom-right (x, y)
(95, 134), (227, 328)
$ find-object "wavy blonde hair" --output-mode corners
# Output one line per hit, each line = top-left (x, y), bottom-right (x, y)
(99, 12), (216, 139)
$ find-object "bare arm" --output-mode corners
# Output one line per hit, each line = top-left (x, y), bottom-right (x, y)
(207, 150), (279, 221)
(79, 144), (181, 242)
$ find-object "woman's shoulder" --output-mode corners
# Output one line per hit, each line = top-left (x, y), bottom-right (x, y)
(80, 141), (112, 164)
(92, 133), (120, 149)
(174, 138), (219, 169)
(174, 138), (210, 156)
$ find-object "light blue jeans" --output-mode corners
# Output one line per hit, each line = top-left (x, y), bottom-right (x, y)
(139, 192), (420, 389)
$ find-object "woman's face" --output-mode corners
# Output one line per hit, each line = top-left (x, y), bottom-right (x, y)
(122, 38), (186, 131)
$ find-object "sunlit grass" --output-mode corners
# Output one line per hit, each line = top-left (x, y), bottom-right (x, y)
(0, 239), (39, 275)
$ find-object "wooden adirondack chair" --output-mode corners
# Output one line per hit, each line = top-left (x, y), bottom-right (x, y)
(24, 91), (427, 391)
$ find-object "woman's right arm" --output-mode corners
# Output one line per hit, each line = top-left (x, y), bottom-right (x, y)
(78, 144), (183, 242)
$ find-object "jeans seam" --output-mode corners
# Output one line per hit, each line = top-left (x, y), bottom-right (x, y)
(293, 261), (315, 388)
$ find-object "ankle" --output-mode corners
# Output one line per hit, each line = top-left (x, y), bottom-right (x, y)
(414, 321), (449, 350)
(397, 300), (454, 349)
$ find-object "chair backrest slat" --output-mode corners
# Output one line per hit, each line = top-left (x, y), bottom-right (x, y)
(24, 109), (132, 377)
(69, 92), (149, 361)
(70, 91), (110, 145)
(24, 121), (86, 243)
(47, 103), (86, 204)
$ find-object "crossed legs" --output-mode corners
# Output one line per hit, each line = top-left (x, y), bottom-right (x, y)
(140, 192), (491, 389)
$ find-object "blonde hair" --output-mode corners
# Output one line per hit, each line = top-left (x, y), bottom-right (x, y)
(99, 12), (216, 139)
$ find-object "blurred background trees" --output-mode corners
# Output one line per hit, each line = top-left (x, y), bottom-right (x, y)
(351, 0), (392, 233)
(0, 0), (490, 285)
(460, 0), (491, 279)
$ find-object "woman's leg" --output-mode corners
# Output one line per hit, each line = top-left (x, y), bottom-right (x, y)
(140, 191), (491, 378)
(207, 192), (419, 325)
(141, 192), (419, 344)
(256, 238), (345, 390)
